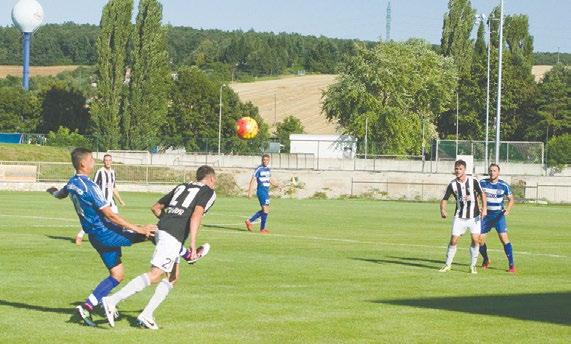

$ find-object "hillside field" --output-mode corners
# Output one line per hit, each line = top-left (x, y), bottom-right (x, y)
(230, 74), (338, 135)
(0, 192), (569, 343)
(0, 65), (80, 79)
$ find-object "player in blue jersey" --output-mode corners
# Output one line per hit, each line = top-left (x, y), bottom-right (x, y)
(479, 163), (516, 273)
(47, 148), (156, 327)
(245, 154), (280, 234)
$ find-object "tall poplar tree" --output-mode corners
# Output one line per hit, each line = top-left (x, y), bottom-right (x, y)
(90, 0), (133, 150)
(441, 0), (476, 78)
(124, 0), (171, 149)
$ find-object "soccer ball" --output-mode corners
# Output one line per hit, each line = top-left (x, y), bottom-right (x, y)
(236, 116), (258, 140)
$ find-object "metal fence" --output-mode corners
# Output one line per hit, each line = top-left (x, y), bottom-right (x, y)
(350, 178), (571, 204)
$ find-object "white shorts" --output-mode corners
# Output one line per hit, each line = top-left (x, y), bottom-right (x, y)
(451, 216), (481, 236)
(150, 230), (182, 273)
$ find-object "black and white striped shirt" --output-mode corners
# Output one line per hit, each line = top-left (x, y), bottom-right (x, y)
(442, 177), (483, 219)
(94, 167), (116, 204)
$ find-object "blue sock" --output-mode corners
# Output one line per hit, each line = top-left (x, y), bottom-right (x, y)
(249, 211), (263, 222)
(260, 212), (268, 230)
(479, 244), (489, 262)
(85, 276), (120, 309)
(504, 242), (514, 266)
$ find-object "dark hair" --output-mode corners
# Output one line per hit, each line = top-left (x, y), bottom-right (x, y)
(196, 165), (215, 181)
(262, 153), (270, 160)
(489, 163), (500, 171)
(71, 147), (92, 170)
(454, 159), (466, 168)
(103, 154), (112, 159)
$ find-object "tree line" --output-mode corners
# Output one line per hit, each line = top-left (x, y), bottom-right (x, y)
(0, 0), (568, 164)
(0, 23), (371, 78)
(323, 0), (569, 164)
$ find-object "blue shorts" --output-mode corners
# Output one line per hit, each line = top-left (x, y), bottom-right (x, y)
(257, 189), (270, 206)
(88, 221), (147, 270)
(481, 211), (508, 234)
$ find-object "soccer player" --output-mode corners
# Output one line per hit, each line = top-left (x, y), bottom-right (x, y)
(74, 154), (125, 245)
(439, 159), (487, 274)
(479, 163), (516, 272)
(102, 165), (217, 330)
(245, 154), (280, 234)
(47, 147), (156, 327)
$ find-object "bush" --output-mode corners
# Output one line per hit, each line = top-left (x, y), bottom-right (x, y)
(547, 134), (570, 167)
(46, 126), (90, 148)
(215, 173), (241, 196)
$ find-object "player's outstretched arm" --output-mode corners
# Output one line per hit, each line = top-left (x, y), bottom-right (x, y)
(100, 206), (156, 237)
(113, 188), (126, 206)
(247, 177), (255, 198)
(270, 177), (280, 189)
(151, 202), (165, 218)
(440, 199), (448, 218)
(504, 194), (515, 215)
(188, 205), (205, 260)
(46, 187), (68, 199)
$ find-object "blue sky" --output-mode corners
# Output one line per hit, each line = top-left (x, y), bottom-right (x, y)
(1, 0), (569, 52)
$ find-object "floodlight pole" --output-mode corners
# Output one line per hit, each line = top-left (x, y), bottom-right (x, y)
(22, 32), (31, 90)
(484, 16), (491, 168)
(364, 116), (368, 159)
(218, 84), (226, 156)
(455, 91), (459, 157)
(494, 0), (504, 164)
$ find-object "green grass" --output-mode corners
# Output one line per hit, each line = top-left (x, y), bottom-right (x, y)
(0, 144), (71, 162)
(0, 192), (569, 343)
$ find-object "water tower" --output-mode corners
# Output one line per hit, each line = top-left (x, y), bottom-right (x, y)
(11, 0), (44, 90)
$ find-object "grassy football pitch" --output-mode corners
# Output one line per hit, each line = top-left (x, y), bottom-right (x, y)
(0, 191), (569, 343)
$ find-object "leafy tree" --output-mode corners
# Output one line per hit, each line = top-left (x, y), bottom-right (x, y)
(162, 66), (268, 154)
(546, 134), (571, 167)
(40, 82), (90, 134)
(124, 0), (171, 150)
(0, 87), (41, 132)
(323, 41), (457, 155)
(529, 63), (571, 141)
(46, 126), (90, 148)
(441, 0), (476, 78)
(90, 0), (133, 150)
(275, 115), (305, 152)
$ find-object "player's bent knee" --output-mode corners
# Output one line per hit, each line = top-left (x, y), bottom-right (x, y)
(148, 268), (166, 284)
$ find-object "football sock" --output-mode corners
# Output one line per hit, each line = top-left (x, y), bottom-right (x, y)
(180, 246), (188, 258)
(86, 276), (120, 309)
(445, 245), (457, 266)
(503, 242), (514, 266)
(108, 273), (151, 305)
(249, 211), (263, 223)
(479, 244), (489, 262)
(141, 279), (173, 318)
(260, 212), (268, 230)
(470, 245), (480, 267)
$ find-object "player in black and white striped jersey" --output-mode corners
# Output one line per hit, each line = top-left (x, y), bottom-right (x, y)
(439, 160), (487, 274)
(75, 154), (125, 245)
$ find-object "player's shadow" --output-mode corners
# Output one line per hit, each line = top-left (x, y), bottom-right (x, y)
(0, 298), (73, 315)
(373, 291), (571, 326)
(203, 223), (245, 232)
(45, 235), (75, 243)
(352, 256), (469, 270)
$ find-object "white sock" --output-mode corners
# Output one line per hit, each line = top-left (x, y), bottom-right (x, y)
(141, 279), (173, 319)
(445, 245), (457, 266)
(470, 245), (480, 267)
(76, 230), (85, 238)
(109, 273), (150, 305)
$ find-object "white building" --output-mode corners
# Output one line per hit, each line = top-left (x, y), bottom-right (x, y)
(289, 134), (357, 159)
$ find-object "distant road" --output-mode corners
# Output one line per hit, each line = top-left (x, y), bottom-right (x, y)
(230, 74), (339, 135)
